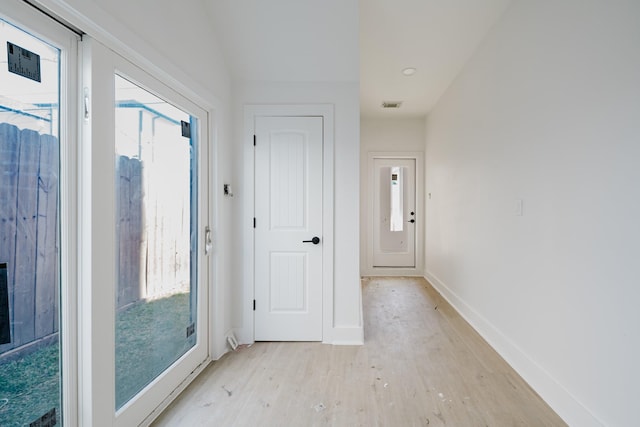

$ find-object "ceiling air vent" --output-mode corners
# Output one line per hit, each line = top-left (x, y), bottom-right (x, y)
(381, 101), (402, 109)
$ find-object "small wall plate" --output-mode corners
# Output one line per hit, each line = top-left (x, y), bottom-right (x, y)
(226, 333), (239, 350)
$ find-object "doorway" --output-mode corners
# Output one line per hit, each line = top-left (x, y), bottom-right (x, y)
(365, 152), (424, 275)
(244, 105), (335, 344)
(373, 158), (416, 267)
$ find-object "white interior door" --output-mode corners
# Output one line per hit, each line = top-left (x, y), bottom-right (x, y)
(254, 116), (323, 341)
(373, 158), (416, 267)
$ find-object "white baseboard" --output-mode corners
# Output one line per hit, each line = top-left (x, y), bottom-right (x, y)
(361, 268), (424, 277)
(234, 326), (253, 347)
(423, 271), (603, 427)
(324, 326), (364, 345)
(233, 326), (363, 346)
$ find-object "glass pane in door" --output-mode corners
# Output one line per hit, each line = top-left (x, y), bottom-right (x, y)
(114, 75), (197, 410)
(0, 18), (62, 426)
(379, 165), (409, 252)
(389, 166), (404, 232)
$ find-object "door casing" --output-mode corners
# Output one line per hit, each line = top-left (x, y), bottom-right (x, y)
(243, 105), (334, 344)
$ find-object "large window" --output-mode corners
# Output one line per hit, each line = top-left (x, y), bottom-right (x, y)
(0, 8), (75, 426)
(114, 75), (199, 410)
(79, 41), (209, 426)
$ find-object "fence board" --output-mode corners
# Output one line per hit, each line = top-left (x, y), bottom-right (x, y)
(35, 134), (59, 338)
(13, 129), (40, 346)
(129, 158), (143, 304)
(117, 156), (130, 307)
(0, 263), (9, 345)
(0, 124), (61, 355)
(0, 124), (19, 352)
(117, 156), (146, 308)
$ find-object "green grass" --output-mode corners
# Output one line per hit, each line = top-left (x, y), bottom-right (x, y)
(116, 292), (194, 409)
(0, 341), (60, 427)
(0, 292), (194, 425)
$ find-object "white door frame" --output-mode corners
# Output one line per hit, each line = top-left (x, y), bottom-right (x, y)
(364, 152), (425, 276)
(242, 105), (334, 344)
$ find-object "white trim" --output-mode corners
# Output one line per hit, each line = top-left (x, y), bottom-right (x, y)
(79, 37), (117, 424)
(242, 104), (336, 345)
(61, 26), (80, 427)
(329, 326), (364, 346)
(424, 271), (604, 427)
(363, 151), (425, 276)
(362, 270), (424, 277)
(208, 110), (227, 361)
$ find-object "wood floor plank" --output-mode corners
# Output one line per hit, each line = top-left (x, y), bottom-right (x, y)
(153, 277), (566, 426)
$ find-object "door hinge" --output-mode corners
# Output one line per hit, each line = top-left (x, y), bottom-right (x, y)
(253, 134), (256, 146)
(253, 300), (256, 311)
(253, 217), (256, 228)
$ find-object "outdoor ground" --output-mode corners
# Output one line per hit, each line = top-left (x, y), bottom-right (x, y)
(0, 292), (192, 426)
(116, 292), (194, 409)
(0, 341), (60, 426)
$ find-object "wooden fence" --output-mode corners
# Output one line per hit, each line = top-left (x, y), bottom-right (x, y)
(0, 121), (191, 357)
(116, 156), (144, 308)
(0, 123), (59, 354)
(116, 152), (192, 309)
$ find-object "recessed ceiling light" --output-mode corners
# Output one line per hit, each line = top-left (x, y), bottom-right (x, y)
(402, 67), (417, 76)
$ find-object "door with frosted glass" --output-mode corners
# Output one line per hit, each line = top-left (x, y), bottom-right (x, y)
(373, 158), (416, 267)
(0, 6), (77, 425)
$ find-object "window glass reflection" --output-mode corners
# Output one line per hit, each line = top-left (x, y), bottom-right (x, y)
(114, 75), (197, 410)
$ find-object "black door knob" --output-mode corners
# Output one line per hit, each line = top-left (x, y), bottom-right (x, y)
(303, 237), (321, 244)
(408, 219), (415, 223)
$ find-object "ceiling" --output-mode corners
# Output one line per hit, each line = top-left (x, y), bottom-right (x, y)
(205, 0), (512, 118)
(204, 0), (358, 82)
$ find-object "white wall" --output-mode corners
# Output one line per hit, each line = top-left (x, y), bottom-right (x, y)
(361, 118), (425, 153)
(48, 0), (235, 358)
(424, 1), (640, 425)
(54, 0), (229, 101)
(234, 82), (363, 344)
(360, 118), (425, 275)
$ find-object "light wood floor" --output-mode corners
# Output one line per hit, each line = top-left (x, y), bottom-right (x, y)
(153, 277), (565, 426)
